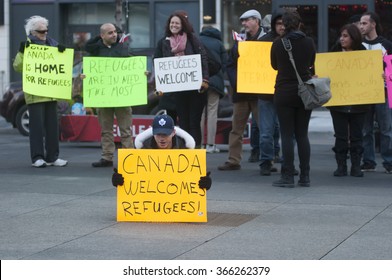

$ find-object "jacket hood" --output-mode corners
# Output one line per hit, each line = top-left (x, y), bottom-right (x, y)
(285, 30), (306, 40)
(270, 10), (283, 37)
(200, 27), (222, 41)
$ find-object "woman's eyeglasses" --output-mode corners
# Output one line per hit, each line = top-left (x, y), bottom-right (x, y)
(35, 29), (48, 34)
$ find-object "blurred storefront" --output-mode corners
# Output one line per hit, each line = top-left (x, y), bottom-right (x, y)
(8, 0), (392, 82)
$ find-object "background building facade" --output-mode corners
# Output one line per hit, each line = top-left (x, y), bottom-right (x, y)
(4, 0), (392, 85)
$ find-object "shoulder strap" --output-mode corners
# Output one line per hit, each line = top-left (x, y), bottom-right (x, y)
(281, 38), (304, 85)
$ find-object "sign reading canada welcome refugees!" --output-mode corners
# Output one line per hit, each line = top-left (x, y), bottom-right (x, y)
(117, 149), (207, 222)
(237, 41), (277, 94)
(154, 54), (203, 93)
(83, 56), (147, 107)
(22, 44), (74, 99)
(316, 50), (385, 106)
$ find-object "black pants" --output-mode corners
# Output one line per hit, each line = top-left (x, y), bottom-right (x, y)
(28, 101), (59, 163)
(175, 90), (206, 146)
(275, 99), (312, 175)
(330, 110), (366, 154)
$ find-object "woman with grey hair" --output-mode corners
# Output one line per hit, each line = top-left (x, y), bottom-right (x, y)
(17, 15), (67, 168)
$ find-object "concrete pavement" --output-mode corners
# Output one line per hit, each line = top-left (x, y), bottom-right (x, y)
(1, 110), (392, 260)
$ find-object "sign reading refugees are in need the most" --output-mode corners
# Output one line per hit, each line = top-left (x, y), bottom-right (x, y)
(154, 54), (203, 93)
(117, 149), (207, 223)
(82, 56), (147, 108)
(22, 44), (74, 100)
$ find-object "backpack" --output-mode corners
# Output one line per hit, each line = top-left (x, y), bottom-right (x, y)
(189, 35), (222, 77)
(204, 47), (222, 76)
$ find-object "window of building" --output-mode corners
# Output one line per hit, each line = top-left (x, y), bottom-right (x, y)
(126, 4), (150, 48)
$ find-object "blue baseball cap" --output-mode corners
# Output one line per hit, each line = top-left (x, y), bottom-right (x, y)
(152, 115), (175, 135)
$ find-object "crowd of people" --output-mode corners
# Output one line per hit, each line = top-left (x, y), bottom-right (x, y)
(15, 9), (392, 189)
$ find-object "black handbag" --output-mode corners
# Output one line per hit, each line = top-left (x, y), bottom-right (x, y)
(282, 38), (332, 110)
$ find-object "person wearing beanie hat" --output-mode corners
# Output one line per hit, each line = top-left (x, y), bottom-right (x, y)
(218, 9), (265, 171)
(112, 114), (212, 190)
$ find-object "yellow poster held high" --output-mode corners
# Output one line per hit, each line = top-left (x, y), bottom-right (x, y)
(237, 41), (277, 94)
(316, 50), (385, 106)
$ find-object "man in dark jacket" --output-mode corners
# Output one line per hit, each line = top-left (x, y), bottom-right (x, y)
(218, 9), (265, 171)
(257, 11), (284, 176)
(359, 12), (392, 174)
(199, 26), (228, 153)
(85, 23), (133, 168)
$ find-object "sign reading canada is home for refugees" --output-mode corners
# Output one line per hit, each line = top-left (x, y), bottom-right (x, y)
(22, 44), (74, 99)
(83, 56), (147, 107)
(117, 149), (207, 223)
(154, 54), (203, 93)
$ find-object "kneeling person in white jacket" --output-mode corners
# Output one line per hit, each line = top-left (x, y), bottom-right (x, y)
(112, 114), (211, 189)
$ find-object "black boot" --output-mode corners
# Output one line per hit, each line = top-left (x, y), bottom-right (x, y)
(298, 165), (310, 187)
(333, 153), (348, 177)
(273, 166), (294, 188)
(273, 175), (294, 188)
(350, 148), (364, 177)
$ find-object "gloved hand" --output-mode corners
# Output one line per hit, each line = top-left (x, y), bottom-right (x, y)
(198, 171), (211, 190)
(154, 89), (164, 96)
(19, 41), (30, 53)
(57, 44), (66, 52)
(199, 80), (209, 93)
(112, 168), (124, 187)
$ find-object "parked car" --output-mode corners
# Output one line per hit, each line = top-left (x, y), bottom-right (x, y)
(0, 79), (233, 137)
(0, 81), (29, 136)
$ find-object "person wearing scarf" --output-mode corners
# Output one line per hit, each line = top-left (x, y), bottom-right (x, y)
(154, 11), (209, 147)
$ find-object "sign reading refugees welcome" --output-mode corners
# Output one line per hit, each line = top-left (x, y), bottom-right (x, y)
(83, 56), (147, 107)
(154, 54), (203, 93)
(117, 149), (207, 222)
(237, 41), (277, 94)
(22, 44), (74, 99)
(316, 50), (385, 106)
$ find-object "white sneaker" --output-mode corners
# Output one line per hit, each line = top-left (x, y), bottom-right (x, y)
(206, 145), (220, 153)
(47, 158), (68, 167)
(32, 159), (47, 168)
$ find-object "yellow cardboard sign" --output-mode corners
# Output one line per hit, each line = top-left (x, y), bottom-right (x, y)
(117, 149), (207, 222)
(22, 44), (74, 99)
(237, 41), (277, 94)
(316, 50), (385, 106)
(83, 56), (147, 107)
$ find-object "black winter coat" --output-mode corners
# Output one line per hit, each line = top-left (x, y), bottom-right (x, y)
(200, 27), (227, 97)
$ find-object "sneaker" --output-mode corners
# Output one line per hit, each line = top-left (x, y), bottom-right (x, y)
(361, 162), (376, 172)
(206, 145), (220, 153)
(47, 158), (68, 167)
(92, 158), (113, 167)
(32, 159), (47, 168)
(218, 162), (241, 171)
(259, 161), (272, 176)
